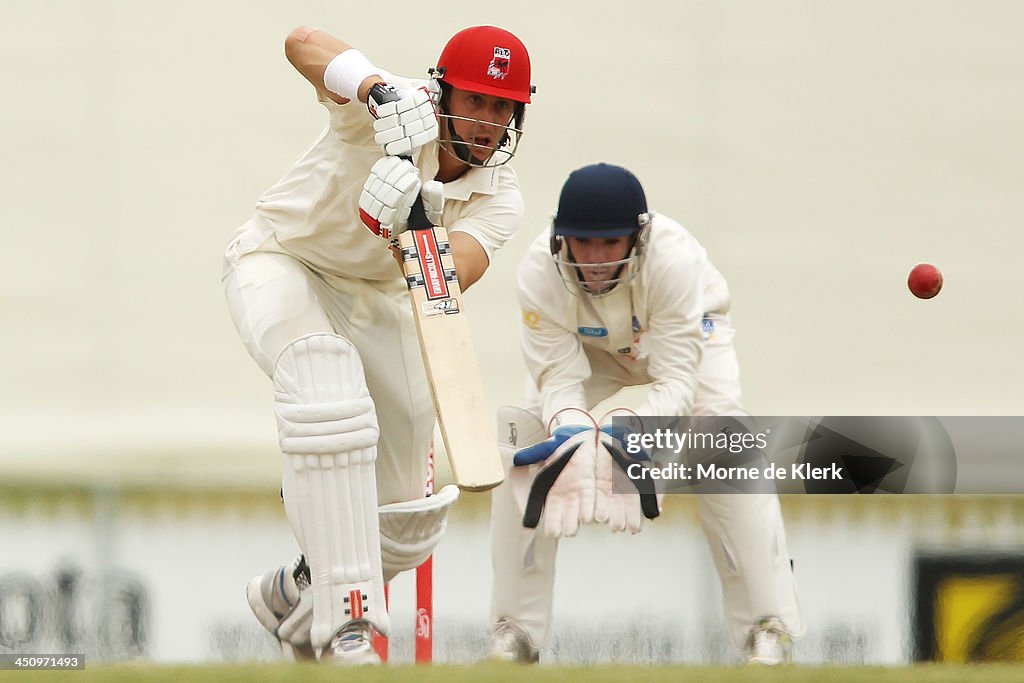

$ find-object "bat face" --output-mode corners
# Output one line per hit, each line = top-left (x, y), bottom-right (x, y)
(401, 228), (461, 320)
(400, 226), (505, 492)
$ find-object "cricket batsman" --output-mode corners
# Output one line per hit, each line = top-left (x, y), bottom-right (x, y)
(488, 163), (806, 664)
(221, 25), (534, 664)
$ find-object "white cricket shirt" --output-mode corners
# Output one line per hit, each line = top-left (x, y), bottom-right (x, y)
(227, 74), (524, 280)
(516, 214), (730, 423)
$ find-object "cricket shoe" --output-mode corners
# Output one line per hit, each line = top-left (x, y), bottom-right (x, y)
(321, 619), (381, 665)
(746, 616), (793, 665)
(245, 554), (316, 660)
(487, 617), (539, 664)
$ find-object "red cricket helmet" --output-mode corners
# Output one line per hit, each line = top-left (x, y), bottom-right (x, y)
(434, 26), (533, 103)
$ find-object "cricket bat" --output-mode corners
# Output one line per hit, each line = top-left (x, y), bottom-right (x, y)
(397, 199), (505, 492)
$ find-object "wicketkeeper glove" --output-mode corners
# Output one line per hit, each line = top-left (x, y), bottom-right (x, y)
(513, 424), (598, 538)
(367, 83), (439, 157)
(595, 413), (661, 533)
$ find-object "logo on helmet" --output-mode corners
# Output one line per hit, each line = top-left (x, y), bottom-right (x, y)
(487, 47), (511, 80)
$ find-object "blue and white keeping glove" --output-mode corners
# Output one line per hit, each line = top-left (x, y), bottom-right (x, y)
(514, 413), (599, 539)
(595, 410), (661, 533)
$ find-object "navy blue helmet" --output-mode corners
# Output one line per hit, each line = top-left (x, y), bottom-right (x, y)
(549, 163), (653, 296)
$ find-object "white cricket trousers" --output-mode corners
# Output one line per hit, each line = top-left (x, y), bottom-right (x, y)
(490, 314), (806, 652)
(222, 245), (435, 506)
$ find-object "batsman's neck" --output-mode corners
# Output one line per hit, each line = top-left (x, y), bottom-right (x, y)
(435, 147), (472, 183)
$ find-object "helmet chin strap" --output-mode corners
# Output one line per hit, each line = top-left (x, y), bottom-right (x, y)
(445, 117), (477, 165)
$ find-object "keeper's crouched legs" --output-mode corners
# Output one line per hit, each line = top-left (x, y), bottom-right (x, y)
(274, 333), (389, 654)
(698, 493), (806, 656)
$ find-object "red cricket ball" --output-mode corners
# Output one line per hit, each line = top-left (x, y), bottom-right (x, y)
(908, 263), (943, 299)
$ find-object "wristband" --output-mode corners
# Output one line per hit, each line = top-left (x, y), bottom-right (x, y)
(323, 48), (379, 101)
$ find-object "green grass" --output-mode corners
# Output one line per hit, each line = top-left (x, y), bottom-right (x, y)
(4, 663), (1024, 683)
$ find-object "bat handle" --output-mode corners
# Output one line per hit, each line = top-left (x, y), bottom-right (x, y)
(407, 193), (432, 231)
(397, 153), (432, 232)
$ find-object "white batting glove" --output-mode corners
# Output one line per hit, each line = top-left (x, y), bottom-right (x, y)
(367, 83), (439, 157)
(420, 180), (444, 227)
(359, 156), (422, 240)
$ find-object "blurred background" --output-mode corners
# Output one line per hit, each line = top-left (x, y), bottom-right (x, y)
(1, 0), (1023, 665)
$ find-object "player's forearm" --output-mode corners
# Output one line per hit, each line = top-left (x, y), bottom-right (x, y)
(541, 384), (590, 429)
(448, 231), (488, 291)
(638, 332), (703, 416)
(284, 27), (382, 104)
(524, 339), (592, 426)
(638, 378), (699, 417)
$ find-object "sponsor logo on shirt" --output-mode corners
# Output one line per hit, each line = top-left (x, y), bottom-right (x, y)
(522, 310), (539, 329)
(701, 316), (715, 342)
(578, 326), (608, 337)
(620, 316), (646, 360)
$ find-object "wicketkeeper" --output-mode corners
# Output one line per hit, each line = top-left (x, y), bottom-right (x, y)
(488, 163), (806, 664)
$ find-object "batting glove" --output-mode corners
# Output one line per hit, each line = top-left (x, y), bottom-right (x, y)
(514, 425), (598, 538)
(420, 180), (444, 227)
(367, 83), (439, 157)
(359, 156), (421, 240)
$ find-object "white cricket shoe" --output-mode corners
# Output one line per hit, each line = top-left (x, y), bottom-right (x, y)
(487, 617), (539, 664)
(746, 616), (793, 665)
(245, 554), (315, 660)
(321, 619), (381, 666)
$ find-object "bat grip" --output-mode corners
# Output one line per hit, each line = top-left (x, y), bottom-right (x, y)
(407, 193), (432, 231)
(398, 153), (432, 231)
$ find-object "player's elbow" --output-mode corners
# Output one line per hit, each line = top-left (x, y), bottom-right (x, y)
(284, 25), (318, 66)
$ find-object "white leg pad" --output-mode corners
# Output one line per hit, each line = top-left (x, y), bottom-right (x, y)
(264, 481), (458, 648)
(379, 484), (460, 583)
(698, 493), (806, 652)
(274, 333), (389, 647)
